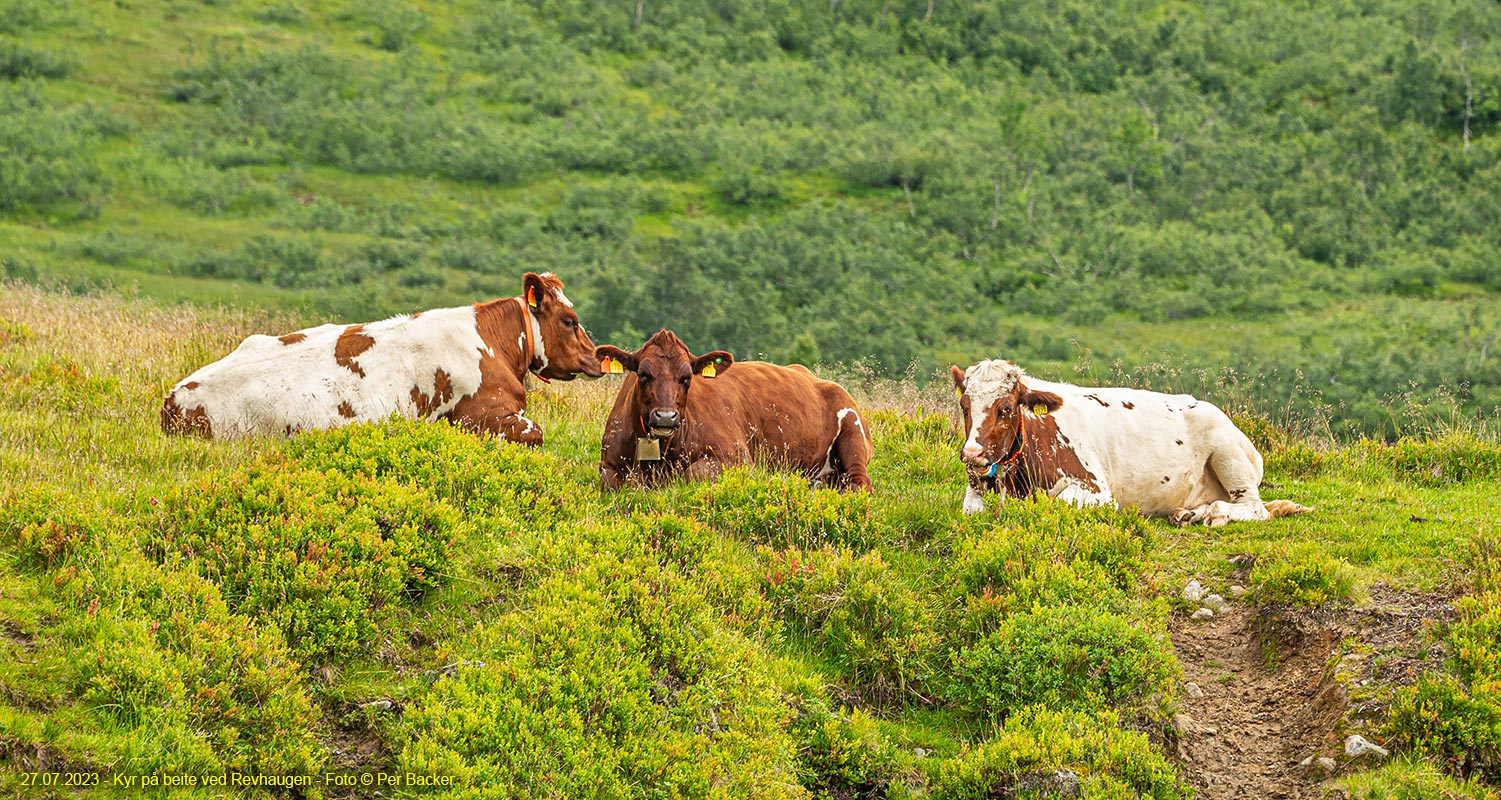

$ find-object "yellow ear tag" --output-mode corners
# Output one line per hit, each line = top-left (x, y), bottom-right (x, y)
(607, 358), (623, 375)
(1033, 404), (1048, 416)
(526, 287), (538, 308)
(955, 387), (964, 397)
(701, 363), (717, 378)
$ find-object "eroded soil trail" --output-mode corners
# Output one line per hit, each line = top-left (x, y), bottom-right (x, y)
(1169, 586), (1454, 800)
(1170, 603), (1343, 800)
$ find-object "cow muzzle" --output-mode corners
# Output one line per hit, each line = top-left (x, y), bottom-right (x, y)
(647, 409), (680, 438)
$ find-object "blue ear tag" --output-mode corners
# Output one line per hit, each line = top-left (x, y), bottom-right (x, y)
(985, 462), (999, 478)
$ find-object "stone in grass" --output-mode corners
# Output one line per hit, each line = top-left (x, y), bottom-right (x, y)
(1182, 579), (1206, 602)
(1203, 593), (1226, 609)
(1344, 734), (1389, 758)
(1184, 681), (1205, 699)
(1191, 607), (1215, 620)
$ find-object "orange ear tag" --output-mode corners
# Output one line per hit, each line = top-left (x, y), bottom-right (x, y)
(526, 287), (538, 308)
(701, 363), (717, 378)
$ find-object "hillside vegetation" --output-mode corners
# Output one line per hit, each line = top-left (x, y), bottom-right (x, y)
(1, 0), (1500, 436)
(2, 285), (1500, 799)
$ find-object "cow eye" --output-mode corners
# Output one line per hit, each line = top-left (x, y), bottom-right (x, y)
(563, 319), (577, 330)
(639, 373), (652, 384)
(680, 376), (691, 388)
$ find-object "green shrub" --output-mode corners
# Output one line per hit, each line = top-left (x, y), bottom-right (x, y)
(1250, 543), (1358, 607)
(0, 41), (73, 79)
(1451, 592), (1501, 690)
(929, 707), (1187, 800)
(946, 606), (1176, 722)
(1376, 433), (1501, 487)
(16, 549), (325, 778)
(696, 468), (877, 550)
(0, 83), (110, 211)
(253, 1), (309, 26)
(396, 531), (804, 798)
(790, 703), (901, 799)
(284, 419), (587, 534)
(762, 546), (939, 704)
(155, 463), (461, 662)
(0, 486), (102, 567)
(946, 513), (1149, 641)
(633, 513), (773, 631)
(1383, 673), (1501, 780)
(1341, 760), (1501, 800)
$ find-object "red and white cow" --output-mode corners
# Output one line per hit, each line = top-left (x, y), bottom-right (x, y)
(951, 359), (1310, 525)
(595, 329), (873, 492)
(161, 272), (601, 444)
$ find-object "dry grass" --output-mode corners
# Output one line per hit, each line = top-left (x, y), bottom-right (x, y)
(0, 283), (295, 494)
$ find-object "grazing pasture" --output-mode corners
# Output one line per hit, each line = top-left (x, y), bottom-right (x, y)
(1, 285), (1497, 799)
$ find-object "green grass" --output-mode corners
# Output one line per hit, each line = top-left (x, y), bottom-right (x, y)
(2, 284), (1499, 798)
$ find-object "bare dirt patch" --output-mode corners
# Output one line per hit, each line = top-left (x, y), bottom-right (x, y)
(1169, 582), (1454, 800)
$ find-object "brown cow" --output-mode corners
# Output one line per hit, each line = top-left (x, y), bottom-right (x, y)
(595, 330), (873, 492)
(161, 272), (601, 444)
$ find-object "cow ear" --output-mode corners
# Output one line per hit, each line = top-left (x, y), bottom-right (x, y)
(692, 351), (733, 378)
(1020, 387), (1063, 415)
(950, 365), (966, 396)
(595, 345), (637, 374)
(523, 272), (549, 310)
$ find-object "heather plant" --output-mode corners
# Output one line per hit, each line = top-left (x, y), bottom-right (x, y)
(930, 707), (1188, 800)
(154, 462), (461, 662)
(762, 545), (940, 705)
(1250, 543), (1360, 607)
(946, 606), (1177, 723)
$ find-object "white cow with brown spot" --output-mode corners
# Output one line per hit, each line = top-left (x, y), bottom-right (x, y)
(161, 272), (601, 444)
(951, 359), (1311, 526)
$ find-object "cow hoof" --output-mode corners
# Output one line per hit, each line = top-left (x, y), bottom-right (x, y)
(1207, 515), (1230, 528)
(1170, 508), (1197, 527)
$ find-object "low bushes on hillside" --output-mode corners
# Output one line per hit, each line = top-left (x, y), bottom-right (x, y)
(762, 545), (940, 705)
(694, 468), (878, 551)
(1250, 543), (1360, 607)
(1383, 532), (1501, 784)
(930, 707), (1188, 800)
(153, 463), (461, 662)
(946, 605), (1177, 723)
(396, 524), (807, 798)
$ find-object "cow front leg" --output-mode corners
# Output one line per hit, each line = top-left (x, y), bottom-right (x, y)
(685, 456), (722, 483)
(601, 464), (626, 491)
(451, 407), (544, 447)
(963, 476), (1001, 515)
(963, 482), (985, 515)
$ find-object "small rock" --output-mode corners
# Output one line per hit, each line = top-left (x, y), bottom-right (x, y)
(1184, 681), (1204, 699)
(1191, 607), (1215, 620)
(1182, 579), (1205, 602)
(1203, 593), (1226, 609)
(1345, 734), (1389, 758)
(362, 699), (394, 712)
(912, 747), (930, 758)
(1174, 713), (1217, 736)
(1316, 757), (1338, 775)
(1051, 770), (1081, 799)
(1229, 585), (1247, 598)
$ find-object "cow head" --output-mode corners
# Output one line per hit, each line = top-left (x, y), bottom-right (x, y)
(595, 329), (733, 439)
(524, 272), (604, 381)
(951, 360), (1063, 473)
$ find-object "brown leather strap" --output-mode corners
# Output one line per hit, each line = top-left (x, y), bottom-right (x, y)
(516, 297), (549, 383)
